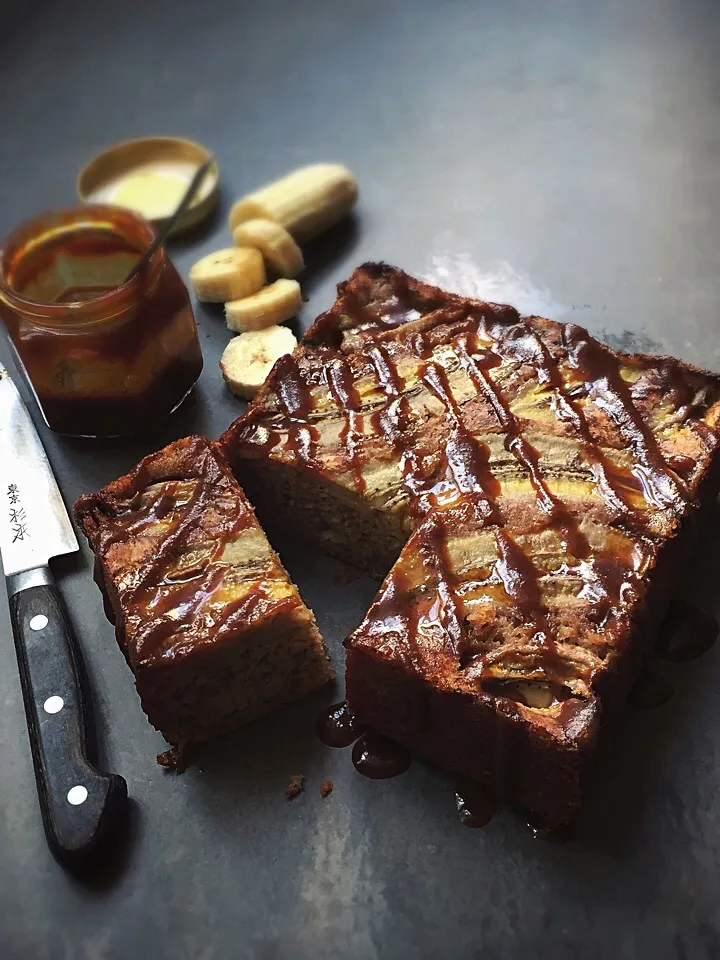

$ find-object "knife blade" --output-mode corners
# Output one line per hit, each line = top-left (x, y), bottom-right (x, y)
(0, 366), (127, 865)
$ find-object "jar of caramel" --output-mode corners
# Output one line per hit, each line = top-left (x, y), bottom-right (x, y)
(0, 205), (203, 437)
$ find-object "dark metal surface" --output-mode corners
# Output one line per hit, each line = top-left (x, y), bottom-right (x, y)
(2, 0), (720, 956)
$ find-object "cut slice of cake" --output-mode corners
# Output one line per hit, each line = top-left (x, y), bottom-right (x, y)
(221, 263), (720, 824)
(74, 435), (333, 751)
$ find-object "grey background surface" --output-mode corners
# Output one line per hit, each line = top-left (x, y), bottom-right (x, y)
(2, 0), (720, 957)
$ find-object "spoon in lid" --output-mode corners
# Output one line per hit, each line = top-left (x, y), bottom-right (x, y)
(124, 156), (215, 284)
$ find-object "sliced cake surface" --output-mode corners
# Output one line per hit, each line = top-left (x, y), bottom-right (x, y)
(222, 263), (720, 823)
(75, 435), (333, 748)
(221, 265), (476, 574)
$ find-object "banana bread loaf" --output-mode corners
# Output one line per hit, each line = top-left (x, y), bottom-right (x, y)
(222, 263), (720, 825)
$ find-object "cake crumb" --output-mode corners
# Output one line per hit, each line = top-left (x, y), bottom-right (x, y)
(320, 779), (334, 798)
(284, 775), (305, 800)
(157, 744), (187, 773)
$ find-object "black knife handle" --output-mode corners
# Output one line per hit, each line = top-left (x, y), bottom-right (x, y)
(9, 578), (127, 864)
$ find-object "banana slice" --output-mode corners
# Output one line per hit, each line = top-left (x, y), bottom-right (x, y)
(220, 325), (298, 400)
(232, 218), (304, 278)
(189, 247), (265, 302)
(228, 164), (358, 243)
(225, 279), (302, 333)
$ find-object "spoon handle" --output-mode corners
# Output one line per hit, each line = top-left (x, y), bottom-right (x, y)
(124, 156), (214, 283)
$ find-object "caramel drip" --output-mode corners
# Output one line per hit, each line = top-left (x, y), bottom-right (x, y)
(144, 453), (249, 591)
(418, 341), (578, 665)
(368, 335), (555, 664)
(455, 778), (498, 828)
(206, 578), (296, 639)
(485, 320), (638, 522)
(472, 320), (662, 638)
(419, 360), (501, 519)
(316, 701), (366, 747)
(417, 359), (505, 654)
(368, 344), (471, 657)
(273, 354), (320, 469)
(353, 558), (437, 675)
(136, 573), (295, 664)
(351, 732), (412, 779)
(455, 333), (590, 559)
(367, 342), (404, 396)
(418, 513), (465, 652)
(130, 563), (229, 656)
(368, 344), (452, 663)
(666, 453), (696, 475)
(494, 528), (555, 653)
(98, 488), (178, 552)
(562, 325), (687, 513)
(326, 356), (367, 494)
(104, 477), (208, 594)
(97, 448), (273, 662)
(233, 411), (282, 457)
(367, 343), (434, 517)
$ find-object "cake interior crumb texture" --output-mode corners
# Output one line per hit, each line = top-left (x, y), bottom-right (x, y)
(222, 262), (720, 824)
(74, 436), (333, 748)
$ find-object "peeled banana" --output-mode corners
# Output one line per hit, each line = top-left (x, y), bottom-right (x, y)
(220, 325), (298, 400)
(228, 164), (358, 243)
(225, 279), (302, 333)
(189, 247), (265, 302)
(232, 218), (304, 278)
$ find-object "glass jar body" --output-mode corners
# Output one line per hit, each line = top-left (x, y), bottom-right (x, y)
(0, 205), (203, 437)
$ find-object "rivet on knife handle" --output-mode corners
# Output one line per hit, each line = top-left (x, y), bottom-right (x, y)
(9, 576), (128, 864)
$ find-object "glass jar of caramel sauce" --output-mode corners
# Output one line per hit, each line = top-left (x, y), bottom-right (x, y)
(0, 205), (203, 437)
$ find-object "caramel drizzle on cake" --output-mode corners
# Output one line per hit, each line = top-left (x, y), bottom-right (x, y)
(326, 356), (367, 495)
(274, 354), (321, 469)
(562, 325), (688, 511)
(453, 330), (590, 560)
(367, 326), (563, 673)
(91, 445), (290, 664)
(230, 294), (715, 697)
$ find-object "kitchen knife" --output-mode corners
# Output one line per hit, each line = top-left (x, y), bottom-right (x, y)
(0, 367), (127, 864)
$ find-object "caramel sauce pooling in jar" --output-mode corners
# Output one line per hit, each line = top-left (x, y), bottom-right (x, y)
(0, 204), (203, 437)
